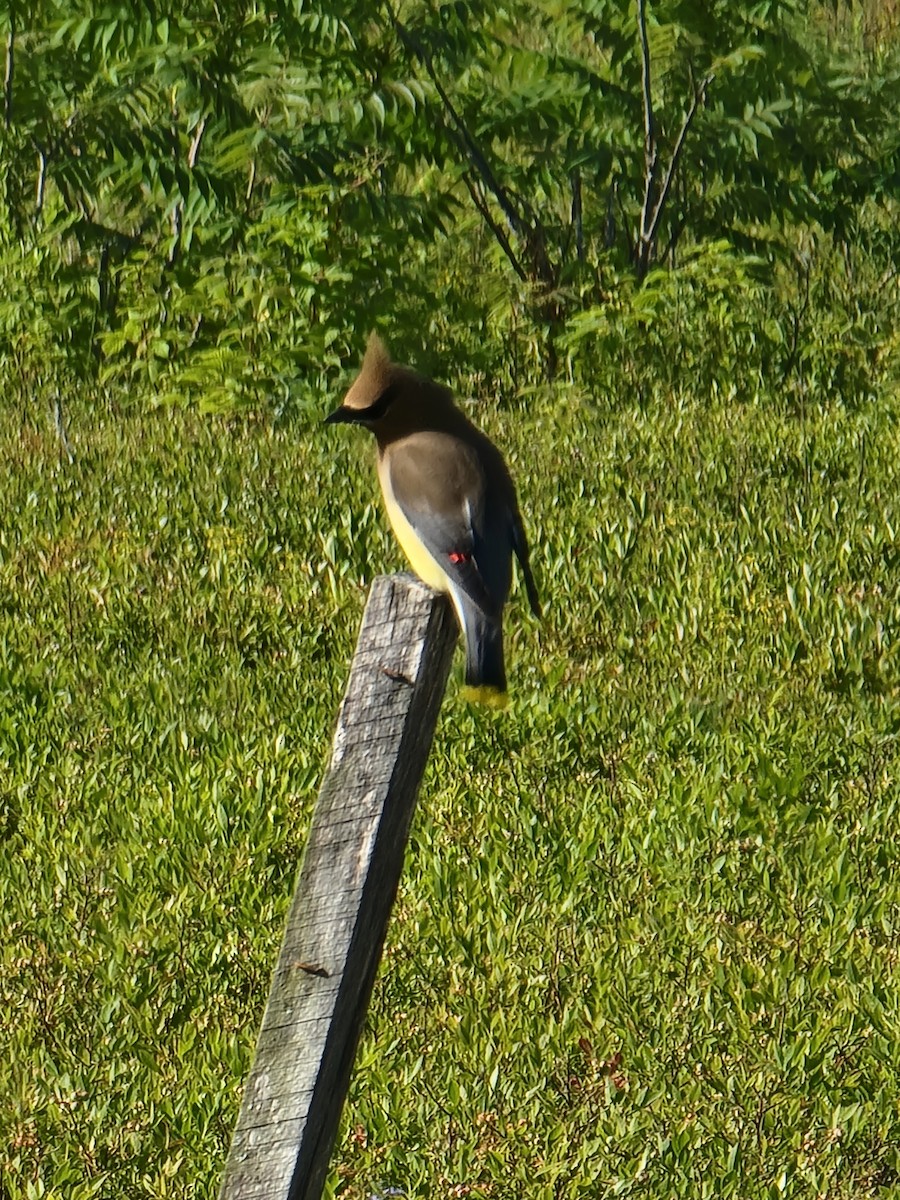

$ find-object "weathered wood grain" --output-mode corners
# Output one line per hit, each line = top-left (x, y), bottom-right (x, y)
(219, 574), (457, 1200)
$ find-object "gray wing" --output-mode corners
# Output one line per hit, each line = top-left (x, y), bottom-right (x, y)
(388, 432), (508, 617)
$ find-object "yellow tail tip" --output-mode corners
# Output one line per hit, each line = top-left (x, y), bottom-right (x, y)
(462, 685), (509, 710)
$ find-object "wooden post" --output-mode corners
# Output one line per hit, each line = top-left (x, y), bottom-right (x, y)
(219, 574), (457, 1200)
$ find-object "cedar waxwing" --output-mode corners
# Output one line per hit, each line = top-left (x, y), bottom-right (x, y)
(325, 333), (540, 706)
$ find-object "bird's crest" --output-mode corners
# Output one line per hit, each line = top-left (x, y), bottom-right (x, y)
(363, 330), (391, 375)
(344, 330), (393, 410)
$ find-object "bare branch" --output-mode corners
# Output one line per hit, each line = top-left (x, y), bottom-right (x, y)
(414, 35), (527, 240)
(52, 390), (74, 464)
(647, 73), (714, 250)
(635, 0), (714, 285)
(606, 174), (618, 249)
(187, 115), (207, 169)
(386, 0), (558, 296)
(463, 173), (528, 283)
(4, 1), (14, 128)
(35, 144), (46, 214)
(570, 169), (584, 262)
(636, 0), (658, 260)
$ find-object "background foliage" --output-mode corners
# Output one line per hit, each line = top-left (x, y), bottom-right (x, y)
(3, 1), (900, 1198)
(2, 0), (899, 406)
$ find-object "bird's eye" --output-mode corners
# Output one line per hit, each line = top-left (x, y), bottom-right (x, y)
(364, 384), (398, 421)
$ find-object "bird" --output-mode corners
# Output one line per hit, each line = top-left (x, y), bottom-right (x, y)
(325, 333), (540, 707)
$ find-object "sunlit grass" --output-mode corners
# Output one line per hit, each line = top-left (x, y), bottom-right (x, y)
(3, 382), (900, 1199)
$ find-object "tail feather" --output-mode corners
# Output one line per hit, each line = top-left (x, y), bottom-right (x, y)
(518, 553), (541, 618)
(511, 518), (541, 618)
(456, 595), (507, 700)
(464, 607), (506, 691)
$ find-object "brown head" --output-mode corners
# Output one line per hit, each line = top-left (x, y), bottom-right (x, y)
(324, 332), (456, 442)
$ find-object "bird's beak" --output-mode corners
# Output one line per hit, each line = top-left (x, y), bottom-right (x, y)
(324, 405), (354, 425)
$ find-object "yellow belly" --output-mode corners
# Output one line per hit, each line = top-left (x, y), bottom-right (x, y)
(380, 470), (452, 594)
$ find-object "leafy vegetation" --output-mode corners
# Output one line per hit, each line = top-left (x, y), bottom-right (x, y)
(3, 0), (900, 400)
(3, 0), (900, 1198)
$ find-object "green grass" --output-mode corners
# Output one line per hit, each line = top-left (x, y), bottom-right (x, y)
(3, 380), (900, 1199)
